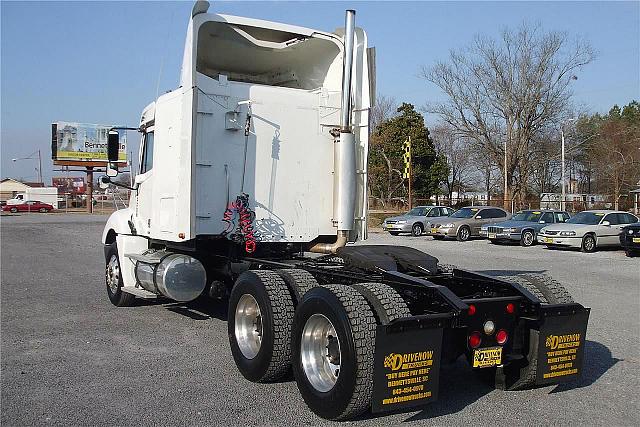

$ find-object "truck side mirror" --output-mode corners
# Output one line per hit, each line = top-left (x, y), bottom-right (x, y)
(107, 130), (120, 162)
(107, 130), (120, 177)
(98, 175), (111, 190)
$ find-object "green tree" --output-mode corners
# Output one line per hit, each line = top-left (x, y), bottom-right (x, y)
(369, 103), (449, 205)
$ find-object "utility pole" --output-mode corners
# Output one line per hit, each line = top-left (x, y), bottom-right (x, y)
(503, 139), (508, 210)
(38, 149), (43, 185)
(403, 137), (412, 209)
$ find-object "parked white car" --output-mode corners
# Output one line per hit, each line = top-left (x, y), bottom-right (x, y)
(538, 210), (639, 252)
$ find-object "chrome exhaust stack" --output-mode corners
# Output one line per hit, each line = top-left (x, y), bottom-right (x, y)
(311, 10), (357, 254)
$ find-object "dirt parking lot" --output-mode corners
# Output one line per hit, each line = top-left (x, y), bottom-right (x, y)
(1, 214), (639, 426)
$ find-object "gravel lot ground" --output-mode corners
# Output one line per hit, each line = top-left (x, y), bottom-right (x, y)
(1, 214), (639, 426)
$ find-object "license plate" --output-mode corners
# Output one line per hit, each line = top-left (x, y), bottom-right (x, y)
(488, 233), (496, 239)
(633, 237), (640, 243)
(431, 228), (438, 234)
(472, 347), (502, 368)
(544, 237), (553, 243)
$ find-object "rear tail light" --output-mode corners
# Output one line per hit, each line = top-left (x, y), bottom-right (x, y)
(506, 303), (515, 314)
(496, 329), (508, 345)
(468, 304), (476, 316)
(468, 331), (482, 348)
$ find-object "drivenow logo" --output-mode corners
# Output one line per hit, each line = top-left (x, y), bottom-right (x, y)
(383, 352), (434, 371)
(545, 333), (581, 350)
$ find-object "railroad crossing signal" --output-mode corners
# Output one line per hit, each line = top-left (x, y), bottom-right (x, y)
(402, 138), (411, 179)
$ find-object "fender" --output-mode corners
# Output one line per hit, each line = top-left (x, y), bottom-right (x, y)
(101, 207), (135, 244)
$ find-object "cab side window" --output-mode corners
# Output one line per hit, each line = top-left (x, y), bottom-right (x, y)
(140, 132), (154, 174)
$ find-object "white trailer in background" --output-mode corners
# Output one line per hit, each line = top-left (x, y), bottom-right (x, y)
(6, 187), (58, 207)
(99, 2), (590, 420)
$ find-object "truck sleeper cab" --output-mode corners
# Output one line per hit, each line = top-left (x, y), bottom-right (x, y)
(101, 3), (590, 421)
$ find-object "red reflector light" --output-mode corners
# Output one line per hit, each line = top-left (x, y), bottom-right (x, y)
(506, 303), (515, 314)
(468, 304), (476, 316)
(496, 329), (508, 345)
(468, 332), (482, 348)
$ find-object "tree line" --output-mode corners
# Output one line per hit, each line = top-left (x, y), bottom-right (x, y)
(369, 23), (639, 211)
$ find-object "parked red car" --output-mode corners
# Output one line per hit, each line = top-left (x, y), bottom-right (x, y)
(2, 200), (54, 213)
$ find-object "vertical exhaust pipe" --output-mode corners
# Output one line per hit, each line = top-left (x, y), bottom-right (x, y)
(311, 10), (357, 254)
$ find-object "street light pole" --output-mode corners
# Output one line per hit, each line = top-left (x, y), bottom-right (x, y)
(38, 149), (43, 185)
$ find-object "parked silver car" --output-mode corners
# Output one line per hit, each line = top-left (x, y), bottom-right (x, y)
(430, 206), (510, 241)
(538, 210), (639, 252)
(382, 205), (455, 236)
(479, 209), (570, 247)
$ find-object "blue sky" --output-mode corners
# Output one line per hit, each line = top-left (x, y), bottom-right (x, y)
(2, 1), (639, 182)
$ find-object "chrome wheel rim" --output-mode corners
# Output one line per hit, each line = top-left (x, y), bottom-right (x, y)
(301, 314), (341, 392)
(235, 294), (263, 359)
(413, 225), (422, 236)
(584, 237), (595, 251)
(460, 228), (469, 240)
(106, 254), (120, 294)
(523, 232), (533, 246)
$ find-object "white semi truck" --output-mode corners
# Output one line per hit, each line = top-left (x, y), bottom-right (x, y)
(100, 2), (591, 420)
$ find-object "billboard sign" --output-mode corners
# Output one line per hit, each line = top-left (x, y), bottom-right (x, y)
(52, 177), (86, 195)
(51, 122), (127, 164)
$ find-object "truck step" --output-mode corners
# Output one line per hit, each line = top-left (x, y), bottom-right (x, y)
(121, 286), (158, 299)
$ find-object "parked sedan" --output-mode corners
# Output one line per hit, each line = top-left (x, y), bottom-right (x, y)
(538, 210), (639, 252)
(382, 205), (455, 236)
(1, 200), (54, 213)
(479, 209), (570, 247)
(430, 206), (510, 241)
(619, 223), (640, 257)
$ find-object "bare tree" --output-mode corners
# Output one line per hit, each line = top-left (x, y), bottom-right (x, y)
(370, 94), (397, 133)
(421, 23), (594, 209)
(431, 124), (473, 201)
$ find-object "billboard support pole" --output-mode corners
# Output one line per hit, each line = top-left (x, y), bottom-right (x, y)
(86, 167), (94, 214)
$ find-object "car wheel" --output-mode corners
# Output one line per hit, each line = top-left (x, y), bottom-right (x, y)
(388, 231), (400, 236)
(520, 230), (535, 247)
(411, 223), (423, 237)
(38, 207), (47, 213)
(10, 207), (18, 213)
(581, 234), (596, 253)
(456, 226), (470, 242)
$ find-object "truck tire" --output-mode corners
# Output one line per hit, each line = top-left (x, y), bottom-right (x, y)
(492, 273), (574, 390)
(292, 284), (376, 420)
(228, 270), (295, 382)
(457, 226), (470, 242)
(274, 269), (319, 304)
(352, 283), (411, 324)
(105, 242), (135, 307)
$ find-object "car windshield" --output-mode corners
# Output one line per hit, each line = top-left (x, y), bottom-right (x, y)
(406, 207), (425, 216)
(567, 212), (604, 225)
(512, 211), (543, 222)
(450, 208), (477, 219)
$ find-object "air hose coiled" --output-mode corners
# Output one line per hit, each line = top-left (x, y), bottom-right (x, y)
(222, 193), (257, 253)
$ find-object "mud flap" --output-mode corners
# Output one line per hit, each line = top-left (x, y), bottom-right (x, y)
(371, 315), (449, 413)
(535, 304), (591, 385)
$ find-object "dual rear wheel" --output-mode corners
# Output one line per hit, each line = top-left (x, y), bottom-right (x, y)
(228, 270), (410, 420)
